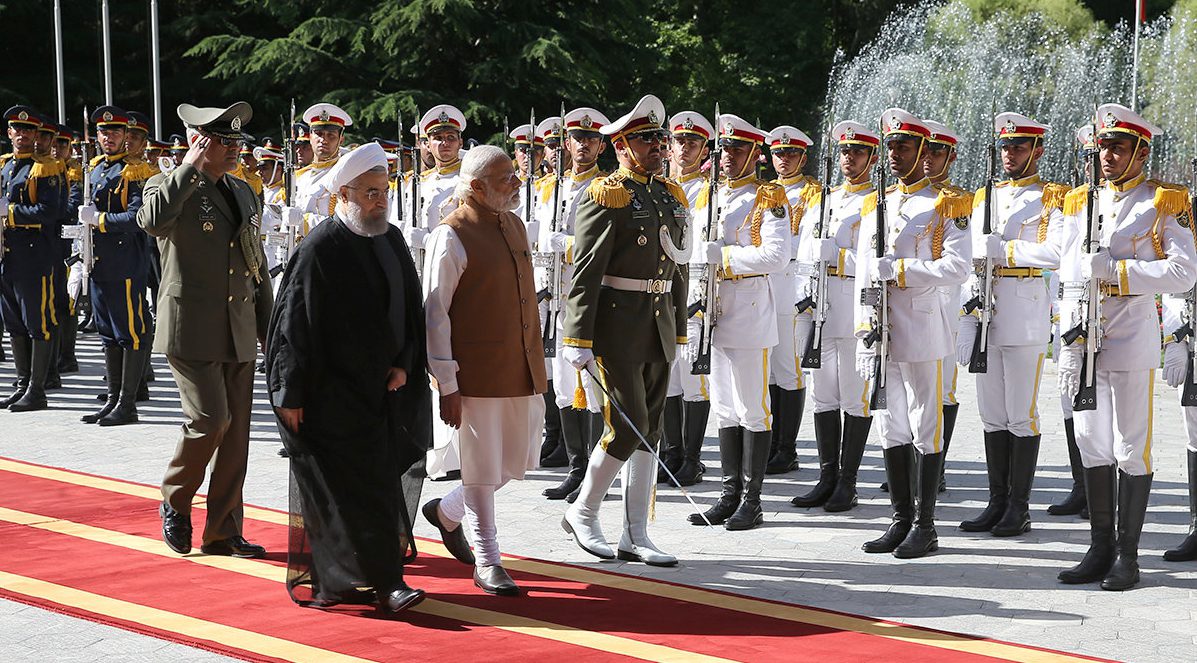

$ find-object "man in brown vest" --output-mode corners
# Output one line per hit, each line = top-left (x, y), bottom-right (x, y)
(420, 144), (547, 597)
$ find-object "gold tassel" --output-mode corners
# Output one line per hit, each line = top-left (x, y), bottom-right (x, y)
(860, 191), (879, 218)
(664, 178), (689, 209)
(539, 173), (556, 204)
(934, 187), (974, 220)
(572, 370), (588, 409)
(1151, 180), (1192, 218)
(754, 180), (789, 211)
(119, 160), (155, 184)
(586, 173), (631, 209)
(1063, 184), (1090, 217)
(932, 219), (945, 259)
(1041, 182), (1069, 211)
(30, 156), (66, 180)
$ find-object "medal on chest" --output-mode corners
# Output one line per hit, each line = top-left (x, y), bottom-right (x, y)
(199, 195), (217, 230)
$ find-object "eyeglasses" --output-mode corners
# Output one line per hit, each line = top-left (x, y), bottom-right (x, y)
(202, 132), (243, 147)
(343, 185), (388, 201)
(629, 131), (669, 145)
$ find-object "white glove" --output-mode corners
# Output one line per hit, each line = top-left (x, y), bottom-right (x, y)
(874, 256), (896, 281)
(78, 204), (99, 227)
(985, 234), (1006, 260)
(1081, 248), (1116, 281)
(816, 238), (839, 262)
(547, 231), (570, 253)
(701, 241), (723, 265)
(281, 206), (304, 230)
(855, 348), (876, 380)
(676, 342), (695, 366)
(405, 226), (429, 249)
(1058, 344), (1083, 398)
(1164, 342), (1188, 388)
(563, 346), (595, 371)
(956, 319), (977, 366)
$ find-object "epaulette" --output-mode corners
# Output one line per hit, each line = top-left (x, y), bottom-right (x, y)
(538, 172), (557, 204)
(1063, 184), (1090, 217)
(934, 186), (973, 220)
(972, 186), (986, 208)
(695, 182), (711, 210)
(1149, 180), (1191, 219)
(754, 180), (789, 213)
(30, 154), (66, 179)
(799, 181), (822, 210)
(861, 191), (879, 218)
(662, 177), (689, 209)
(1041, 182), (1070, 211)
(586, 171), (631, 208)
(0, 153), (11, 169)
(89, 154), (106, 168)
(66, 159), (83, 184)
(120, 159), (156, 184)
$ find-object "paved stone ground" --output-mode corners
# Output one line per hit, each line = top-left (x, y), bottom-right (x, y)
(2, 334), (1196, 662)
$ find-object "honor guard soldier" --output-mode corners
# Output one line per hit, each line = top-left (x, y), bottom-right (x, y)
(529, 114), (566, 468)
(128, 111), (166, 362)
(660, 110), (715, 486)
(78, 105), (155, 426)
(1056, 104), (1197, 590)
(687, 114), (792, 531)
(404, 104), (467, 254)
(233, 141), (264, 198)
(292, 122), (314, 168)
(125, 111), (153, 164)
(147, 138), (170, 164)
(510, 122), (546, 219)
(1047, 124), (1099, 521)
(52, 123), (83, 375)
(168, 134), (188, 168)
(765, 125), (816, 476)
(285, 103), (351, 234)
(957, 113), (1066, 536)
(0, 106), (66, 411)
(31, 115), (69, 391)
(561, 93), (687, 566)
(920, 119), (969, 491)
(537, 106), (611, 501)
(1161, 267), (1197, 562)
(854, 108), (972, 558)
(792, 120), (879, 512)
(252, 143), (286, 278)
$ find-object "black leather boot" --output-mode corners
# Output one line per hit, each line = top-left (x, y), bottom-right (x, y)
(540, 385), (566, 466)
(766, 387), (803, 474)
(1059, 464), (1116, 584)
(544, 408), (589, 499)
(83, 346), (123, 423)
(0, 336), (31, 408)
(10, 338), (51, 412)
(825, 414), (872, 512)
(959, 431), (1011, 532)
(689, 427), (743, 526)
(658, 395), (685, 483)
(136, 332), (153, 401)
(765, 384), (781, 465)
(1102, 471), (1153, 591)
(44, 334), (62, 390)
(58, 311), (79, 373)
(673, 400), (709, 486)
(98, 346), (147, 426)
(894, 451), (944, 558)
(991, 434), (1041, 537)
(792, 410), (840, 507)
(1048, 418), (1087, 516)
(1165, 450), (1197, 562)
(863, 445), (916, 553)
(727, 429), (771, 530)
(938, 403), (959, 492)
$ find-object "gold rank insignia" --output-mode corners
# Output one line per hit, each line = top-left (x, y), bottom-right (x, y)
(202, 221), (214, 232)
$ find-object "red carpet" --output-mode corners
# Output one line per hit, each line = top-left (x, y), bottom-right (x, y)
(0, 457), (1109, 662)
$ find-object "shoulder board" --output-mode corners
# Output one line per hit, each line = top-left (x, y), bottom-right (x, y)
(89, 154), (106, 168)
(861, 191), (879, 218)
(0, 153), (11, 168)
(1149, 180), (1191, 218)
(972, 186), (986, 208)
(754, 180), (789, 211)
(1063, 184), (1090, 217)
(30, 155), (66, 179)
(1041, 182), (1070, 211)
(935, 187), (972, 220)
(120, 159), (155, 183)
(662, 177), (689, 209)
(586, 171), (631, 209)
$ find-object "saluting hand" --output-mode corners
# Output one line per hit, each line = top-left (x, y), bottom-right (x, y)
(182, 134), (217, 171)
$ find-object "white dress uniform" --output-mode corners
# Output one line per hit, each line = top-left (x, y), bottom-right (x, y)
(961, 173), (1064, 436)
(923, 121), (966, 414)
(854, 177), (972, 454)
(667, 169), (712, 402)
(1161, 295), (1197, 453)
(291, 103), (353, 230)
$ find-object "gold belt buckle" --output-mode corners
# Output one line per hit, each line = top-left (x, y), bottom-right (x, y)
(648, 279), (667, 294)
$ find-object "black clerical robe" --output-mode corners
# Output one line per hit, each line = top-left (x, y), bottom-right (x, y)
(266, 216), (432, 606)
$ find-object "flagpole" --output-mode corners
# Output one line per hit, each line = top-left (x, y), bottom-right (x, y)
(101, 0), (113, 105)
(150, 0), (162, 139)
(54, 0), (65, 122)
(1131, 0), (1143, 111)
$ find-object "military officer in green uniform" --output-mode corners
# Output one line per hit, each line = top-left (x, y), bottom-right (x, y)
(137, 102), (273, 559)
(561, 94), (690, 567)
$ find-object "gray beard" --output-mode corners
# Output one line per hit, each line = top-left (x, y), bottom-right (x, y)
(339, 203), (389, 237)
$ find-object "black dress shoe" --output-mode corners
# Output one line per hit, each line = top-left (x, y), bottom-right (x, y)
(159, 503), (192, 554)
(422, 498), (475, 565)
(201, 536), (266, 559)
(430, 469), (462, 482)
(277, 446), (290, 458)
(474, 565), (519, 596)
(542, 475), (582, 500)
(381, 582), (426, 613)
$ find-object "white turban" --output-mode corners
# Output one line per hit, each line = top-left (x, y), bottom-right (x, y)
(326, 142), (389, 191)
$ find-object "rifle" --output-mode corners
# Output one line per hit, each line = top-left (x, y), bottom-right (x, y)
(965, 107), (998, 373)
(691, 102), (723, 376)
(394, 108), (406, 227)
(861, 120), (889, 410)
(1062, 106), (1103, 411)
(61, 106), (96, 311)
(542, 103), (567, 357)
(266, 101), (298, 278)
(1181, 122), (1197, 407)
(525, 108), (536, 228)
(801, 127), (834, 370)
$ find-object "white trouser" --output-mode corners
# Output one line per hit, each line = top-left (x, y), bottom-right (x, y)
(975, 345), (1046, 437)
(1052, 333), (1074, 418)
(667, 315), (710, 401)
(426, 390), (461, 479)
(711, 346), (772, 432)
(439, 480), (511, 567)
(1074, 369), (1155, 476)
(877, 359), (945, 455)
(768, 313), (809, 391)
(552, 347), (603, 413)
(811, 336), (872, 418)
(941, 355), (958, 406)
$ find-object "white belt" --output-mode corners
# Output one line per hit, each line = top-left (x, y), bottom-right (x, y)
(602, 275), (673, 294)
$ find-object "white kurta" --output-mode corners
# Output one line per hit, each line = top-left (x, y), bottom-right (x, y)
(424, 223), (544, 485)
